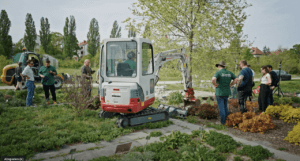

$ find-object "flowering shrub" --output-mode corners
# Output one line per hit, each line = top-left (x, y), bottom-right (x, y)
(225, 112), (243, 128)
(284, 122), (300, 145)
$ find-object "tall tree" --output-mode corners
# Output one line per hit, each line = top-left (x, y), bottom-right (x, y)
(24, 13), (36, 51)
(128, 26), (136, 38)
(13, 38), (24, 55)
(39, 17), (51, 54)
(124, 0), (251, 84)
(87, 18), (100, 56)
(0, 10), (12, 57)
(263, 45), (267, 54)
(63, 16), (80, 58)
(110, 20), (121, 38)
(143, 22), (151, 39)
(267, 47), (270, 53)
(48, 32), (63, 57)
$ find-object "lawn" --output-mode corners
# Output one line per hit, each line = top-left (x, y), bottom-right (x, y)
(253, 80), (300, 94)
(58, 67), (99, 82)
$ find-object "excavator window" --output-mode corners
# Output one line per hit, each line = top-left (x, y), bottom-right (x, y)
(106, 41), (137, 77)
(142, 43), (154, 75)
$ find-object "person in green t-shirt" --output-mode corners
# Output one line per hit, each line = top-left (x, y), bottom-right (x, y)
(123, 51), (136, 71)
(212, 61), (238, 125)
(38, 58), (57, 105)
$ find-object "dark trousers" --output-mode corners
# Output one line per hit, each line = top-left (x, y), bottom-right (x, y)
(237, 91), (250, 113)
(268, 89), (274, 106)
(258, 84), (270, 112)
(43, 84), (56, 102)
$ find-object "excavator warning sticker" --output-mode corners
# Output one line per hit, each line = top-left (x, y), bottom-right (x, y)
(141, 102), (144, 106)
(148, 117), (151, 120)
(112, 92), (121, 97)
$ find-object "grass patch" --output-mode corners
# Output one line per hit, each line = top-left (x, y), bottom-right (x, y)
(253, 80), (300, 93)
(0, 105), (173, 159)
(278, 147), (288, 151)
(205, 122), (227, 131)
(58, 67), (99, 82)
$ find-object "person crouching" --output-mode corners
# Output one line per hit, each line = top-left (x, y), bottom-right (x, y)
(38, 58), (57, 105)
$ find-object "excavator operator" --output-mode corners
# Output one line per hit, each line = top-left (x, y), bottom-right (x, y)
(123, 51), (136, 70)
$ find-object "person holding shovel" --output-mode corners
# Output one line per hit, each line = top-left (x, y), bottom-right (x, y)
(212, 61), (238, 125)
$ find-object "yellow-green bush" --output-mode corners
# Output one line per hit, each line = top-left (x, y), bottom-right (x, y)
(284, 122), (300, 145)
(265, 105), (300, 123)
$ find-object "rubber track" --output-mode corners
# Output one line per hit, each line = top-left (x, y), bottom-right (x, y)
(119, 107), (169, 127)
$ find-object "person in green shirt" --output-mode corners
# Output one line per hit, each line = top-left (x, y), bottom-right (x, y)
(212, 61), (238, 125)
(38, 58), (57, 105)
(123, 51), (136, 71)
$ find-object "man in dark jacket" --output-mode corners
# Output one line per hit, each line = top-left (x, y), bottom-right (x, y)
(267, 65), (279, 105)
(236, 60), (253, 114)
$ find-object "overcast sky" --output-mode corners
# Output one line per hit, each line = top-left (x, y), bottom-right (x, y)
(1, 0), (299, 51)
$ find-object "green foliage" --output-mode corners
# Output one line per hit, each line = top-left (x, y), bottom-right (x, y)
(0, 55), (11, 76)
(24, 13), (37, 51)
(149, 131), (163, 137)
(5, 89), (15, 96)
(159, 131), (191, 150)
(234, 156), (243, 161)
(120, 151), (154, 161)
(63, 16), (80, 58)
(110, 20), (121, 38)
(238, 145), (273, 161)
(59, 58), (82, 68)
(128, 26), (136, 38)
(35, 86), (44, 94)
(87, 18), (100, 56)
(7, 98), (26, 107)
(205, 122), (227, 131)
(206, 131), (241, 153)
(39, 17), (51, 54)
(131, 120), (173, 131)
(187, 115), (197, 124)
(0, 106), (173, 158)
(167, 91), (183, 105)
(89, 156), (116, 161)
(291, 96), (300, 103)
(273, 96), (293, 105)
(0, 10), (12, 58)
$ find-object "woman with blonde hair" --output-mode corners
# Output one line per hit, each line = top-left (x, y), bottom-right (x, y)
(258, 65), (272, 113)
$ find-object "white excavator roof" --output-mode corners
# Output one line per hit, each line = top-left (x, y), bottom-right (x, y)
(103, 37), (152, 44)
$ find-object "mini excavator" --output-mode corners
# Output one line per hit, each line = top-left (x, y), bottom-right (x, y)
(98, 38), (200, 128)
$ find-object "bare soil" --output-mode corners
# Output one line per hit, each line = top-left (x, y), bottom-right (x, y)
(195, 115), (300, 156)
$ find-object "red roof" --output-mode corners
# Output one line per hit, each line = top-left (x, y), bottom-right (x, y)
(78, 40), (88, 46)
(250, 47), (265, 55)
(272, 51), (281, 55)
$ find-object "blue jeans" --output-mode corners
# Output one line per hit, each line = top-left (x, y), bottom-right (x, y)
(26, 81), (35, 106)
(216, 96), (229, 125)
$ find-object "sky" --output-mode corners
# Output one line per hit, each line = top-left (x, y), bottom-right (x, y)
(1, 0), (299, 51)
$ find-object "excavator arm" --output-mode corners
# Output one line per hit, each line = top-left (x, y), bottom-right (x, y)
(150, 48), (191, 90)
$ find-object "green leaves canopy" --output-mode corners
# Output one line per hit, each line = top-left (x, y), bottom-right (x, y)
(110, 20), (121, 38)
(40, 17), (51, 54)
(87, 18), (100, 56)
(0, 10), (12, 57)
(24, 13), (37, 51)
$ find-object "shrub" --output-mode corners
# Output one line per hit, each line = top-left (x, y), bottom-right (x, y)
(35, 87), (44, 94)
(0, 55), (11, 76)
(194, 103), (219, 119)
(291, 96), (300, 103)
(206, 130), (241, 152)
(15, 90), (28, 99)
(228, 99), (239, 108)
(274, 97), (293, 105)
(5, 90), (15, 96)
(284, 122), (300, 145)
(167, 91), (183, 105)
(238, 113), (275, 134)
(246, 101), (259, 112)
(149, 131), (163, 137)
(238, 145), (273, 161)
(266, 105), (300, 123)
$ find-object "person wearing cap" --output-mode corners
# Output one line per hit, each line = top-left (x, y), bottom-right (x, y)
(235, 60), (253, 114)
(22, 60), (36, 107)
(14, 62), (24, 91)
(212, 61), (238, 125)
(39, 58), (58, 105)
(124, 51), (136, 70)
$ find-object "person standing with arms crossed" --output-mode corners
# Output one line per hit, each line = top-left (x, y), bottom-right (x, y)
(212, 61), (238, 125)
(22, 60), (36, 107)
(39, 58), (58, 105)
(235, 60), (253, 114)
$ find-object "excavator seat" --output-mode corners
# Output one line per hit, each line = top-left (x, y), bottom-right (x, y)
(117, 63), (133, 76)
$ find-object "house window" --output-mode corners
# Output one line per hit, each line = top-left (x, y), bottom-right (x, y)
(81, 51), (83, 55)
(81, 47), (83, 49)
